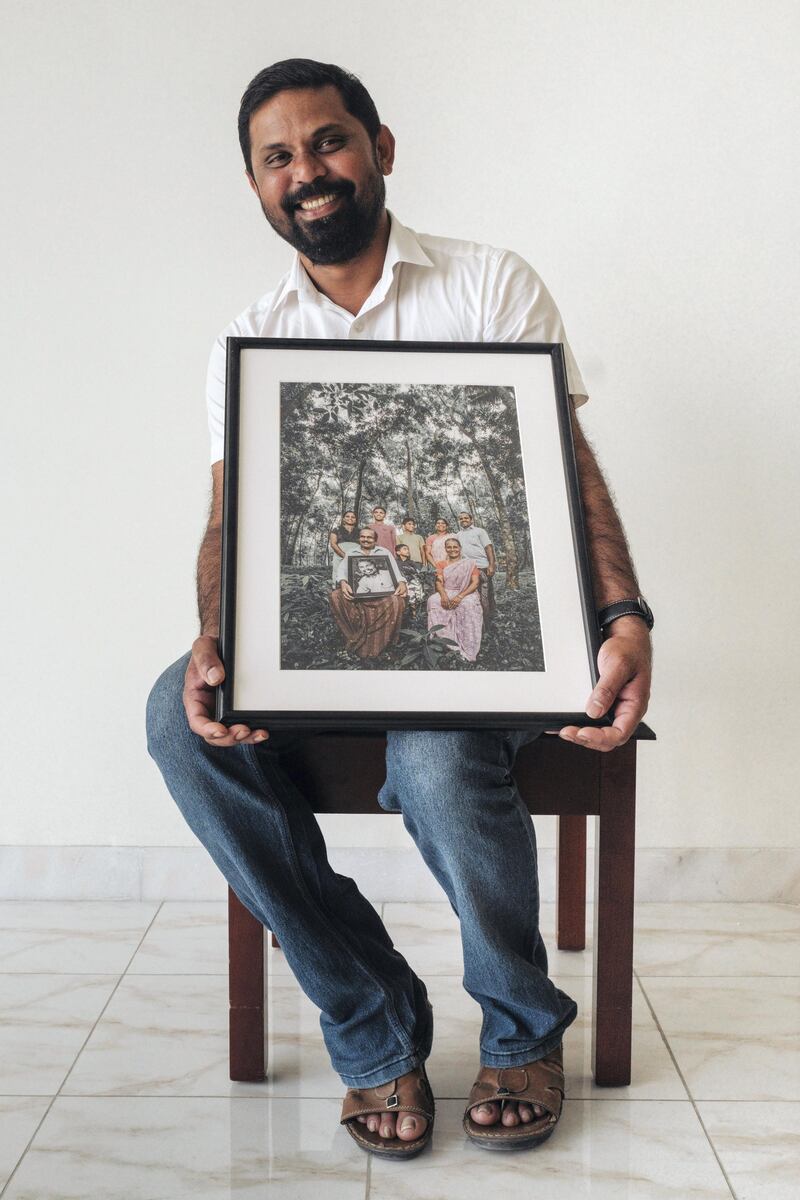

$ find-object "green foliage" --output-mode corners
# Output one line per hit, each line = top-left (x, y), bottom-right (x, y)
(280, 567), (544, 672)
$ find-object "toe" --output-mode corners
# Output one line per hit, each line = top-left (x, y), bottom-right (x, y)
(379, 1113), (397, 1139)
(470, 1101), (501, 1125)
(397, 1114), (427, 1141)
(518, 1102), (533, 1123)
(366, 1115), (380, 1133)
(501, 1102), (520, 1126)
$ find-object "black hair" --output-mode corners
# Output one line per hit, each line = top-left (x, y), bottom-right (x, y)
(238, 58), (381, 174)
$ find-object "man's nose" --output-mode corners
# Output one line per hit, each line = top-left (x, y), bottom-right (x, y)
(291, 149), (328, 186)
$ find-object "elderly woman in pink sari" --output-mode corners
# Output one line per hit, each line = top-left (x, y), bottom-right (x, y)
(427, 537), (483, 662)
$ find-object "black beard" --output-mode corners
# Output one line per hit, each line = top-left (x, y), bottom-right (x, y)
(261, 171), (386, 265)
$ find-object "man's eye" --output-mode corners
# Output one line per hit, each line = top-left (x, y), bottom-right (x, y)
(266, 153), (289, 167)
(318, 137), (344, 151)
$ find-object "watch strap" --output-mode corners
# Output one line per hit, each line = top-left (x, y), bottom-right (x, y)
(597, 597), (654, 632)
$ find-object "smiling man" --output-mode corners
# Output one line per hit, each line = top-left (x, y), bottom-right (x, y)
(146, 58), (652, 1160)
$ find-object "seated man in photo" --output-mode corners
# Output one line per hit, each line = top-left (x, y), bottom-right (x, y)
(329, 527), (407, 657)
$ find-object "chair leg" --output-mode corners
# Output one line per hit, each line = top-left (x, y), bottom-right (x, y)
(556, 814), (586, 950)
(592, 741), (636, 1086)
(228, 887), (268, 1082)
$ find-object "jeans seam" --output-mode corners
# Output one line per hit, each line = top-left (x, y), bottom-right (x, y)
(244, 744), (416, 1057)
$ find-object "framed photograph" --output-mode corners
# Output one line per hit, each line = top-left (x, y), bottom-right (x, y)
(347, 554), (399, 600)
(217, 337), (606, 731)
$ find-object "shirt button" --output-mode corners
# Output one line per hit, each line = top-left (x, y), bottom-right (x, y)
(351, 320), (362, 334)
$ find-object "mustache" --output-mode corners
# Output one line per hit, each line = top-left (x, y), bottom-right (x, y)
(282, 180), (356, 215)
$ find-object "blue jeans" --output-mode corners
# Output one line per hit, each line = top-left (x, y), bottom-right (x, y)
(146, 653), (577, 1088)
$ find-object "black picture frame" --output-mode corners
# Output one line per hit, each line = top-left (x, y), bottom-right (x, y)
(347, 554), (398, 600)
(217, 337), (609, 732)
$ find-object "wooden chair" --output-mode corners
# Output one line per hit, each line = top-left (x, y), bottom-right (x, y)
(228, 729), (653, 1088)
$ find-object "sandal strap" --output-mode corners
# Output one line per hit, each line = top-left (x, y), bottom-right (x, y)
(341, 1068), (434, 1125)
(466, 1047), (564, 1120)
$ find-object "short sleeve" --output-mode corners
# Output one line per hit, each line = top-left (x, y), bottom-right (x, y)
(206, 334), (228, 464)
(478, 528), (491, 549)
(484, 250), (588, 406)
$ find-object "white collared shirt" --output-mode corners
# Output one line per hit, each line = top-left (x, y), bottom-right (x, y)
(207, 212), (587, 462)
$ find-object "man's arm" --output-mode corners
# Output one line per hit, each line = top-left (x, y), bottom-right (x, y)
(484, 540), (496, 577)
(559, 407), (652, 751)
(183, 461), (267, 746)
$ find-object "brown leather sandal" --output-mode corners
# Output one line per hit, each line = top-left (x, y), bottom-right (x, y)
(340, 1063), (435, 1159)
(463, 1044), (564, 1151)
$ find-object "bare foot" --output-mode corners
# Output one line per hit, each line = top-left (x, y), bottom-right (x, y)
(354, 1068), (429, 1142)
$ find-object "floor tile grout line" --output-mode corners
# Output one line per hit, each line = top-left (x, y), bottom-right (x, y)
(364, 1150), (372, 1200)
(0, 901), (165, 1200)
(634, 969), (738, 1200)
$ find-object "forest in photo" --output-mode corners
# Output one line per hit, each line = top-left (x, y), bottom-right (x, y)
(279, 381), (544, 672)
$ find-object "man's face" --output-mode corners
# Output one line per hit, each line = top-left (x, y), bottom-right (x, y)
(459, 513), (473, 528)
(246, 86), (394, 265)
(359, 531), (377, 550)
(397, 545), (410, 561)
(403, 519), (416, 532)
(372, 508), (386, 521)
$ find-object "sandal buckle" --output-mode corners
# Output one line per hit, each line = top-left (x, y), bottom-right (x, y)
(386, 1094), (399, 1108)
(497, 1087), (510, 1096)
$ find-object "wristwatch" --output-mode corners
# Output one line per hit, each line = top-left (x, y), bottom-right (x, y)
(597, 596), (654, 634)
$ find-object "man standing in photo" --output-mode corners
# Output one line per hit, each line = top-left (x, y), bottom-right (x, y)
(368, 505), (397, 556)
(455, 509), (497, 625)
(146, 58), (652, 1159)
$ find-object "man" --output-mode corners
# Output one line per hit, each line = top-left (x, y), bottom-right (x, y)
(329, 528), (407, 658)
(396, 515), (426, 565)
(455, 510), (496, 625)
(368, 505), (397, 555)
(146, 59), (652, 1158)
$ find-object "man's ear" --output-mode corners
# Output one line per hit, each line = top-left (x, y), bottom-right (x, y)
(375, 125), (396, 176)
(246, 170), (259, 196)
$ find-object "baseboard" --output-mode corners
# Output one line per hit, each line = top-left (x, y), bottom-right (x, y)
(0, 845), (798, 902)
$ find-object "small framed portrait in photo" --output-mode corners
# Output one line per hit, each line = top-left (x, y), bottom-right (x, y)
(217, 337), (606, 731)
(347, 554), (399, 599)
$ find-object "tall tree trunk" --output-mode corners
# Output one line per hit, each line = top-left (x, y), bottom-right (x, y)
(353, 457), (367, 526)
(443, 394), (520, 589)
(285, 472), (322, 564)
(477, 450), (519, 588)
(405, 440), (419, 519)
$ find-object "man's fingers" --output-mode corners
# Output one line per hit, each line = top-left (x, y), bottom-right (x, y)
(559, 724), (624, 752)
(586, 658), (631, 717)
(191, 635), (225, 686)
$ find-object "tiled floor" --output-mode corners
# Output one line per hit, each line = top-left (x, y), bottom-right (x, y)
(0, 901), (798, 1198)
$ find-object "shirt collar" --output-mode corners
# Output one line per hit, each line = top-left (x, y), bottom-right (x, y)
(269, 211), (433, 315)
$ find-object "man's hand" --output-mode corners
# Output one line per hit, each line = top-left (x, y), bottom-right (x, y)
(486, 565), (496, 578)
(183, 635), (268, 747)
(340, 580), (354, 599)
(559, 616), (651, 751)
(394, 581), (408, 598)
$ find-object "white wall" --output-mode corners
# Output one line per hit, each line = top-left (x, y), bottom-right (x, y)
(1, 0), (797, 857)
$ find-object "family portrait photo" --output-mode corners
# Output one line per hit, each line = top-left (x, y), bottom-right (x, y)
(279, 380), (545, 672)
